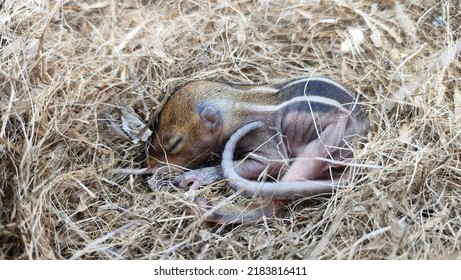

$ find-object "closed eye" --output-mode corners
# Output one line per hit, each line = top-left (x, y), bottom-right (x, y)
(167, 137), (184, 154)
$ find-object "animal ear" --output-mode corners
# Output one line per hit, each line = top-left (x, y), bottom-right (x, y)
(199, 105), (222, 133)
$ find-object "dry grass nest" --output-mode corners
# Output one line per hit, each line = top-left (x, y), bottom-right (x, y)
(1, 0), (461, 260)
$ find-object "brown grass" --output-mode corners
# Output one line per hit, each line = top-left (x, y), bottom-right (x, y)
(1, 0), (461, 259)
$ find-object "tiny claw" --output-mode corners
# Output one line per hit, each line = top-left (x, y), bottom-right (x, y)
(172, 176), (182, 187)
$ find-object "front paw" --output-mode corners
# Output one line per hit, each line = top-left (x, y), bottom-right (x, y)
(173, 171), (203, 189)
(172, 167), (223, 189)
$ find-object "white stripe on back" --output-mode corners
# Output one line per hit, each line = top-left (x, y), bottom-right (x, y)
(236, 95), (351, 113)
(281, 77), (353, 98)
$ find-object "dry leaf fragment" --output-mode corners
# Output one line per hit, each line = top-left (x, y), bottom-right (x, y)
(120, 108), (152, 144)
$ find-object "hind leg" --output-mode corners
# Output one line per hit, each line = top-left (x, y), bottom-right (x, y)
(282, 115), (348, 181)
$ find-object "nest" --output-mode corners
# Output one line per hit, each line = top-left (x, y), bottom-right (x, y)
(1, 0), (461, 259)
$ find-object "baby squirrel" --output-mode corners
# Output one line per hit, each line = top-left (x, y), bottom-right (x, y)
(149, 77), (368, 224)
